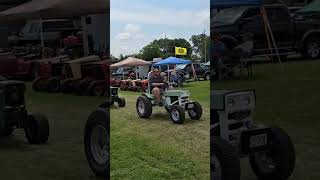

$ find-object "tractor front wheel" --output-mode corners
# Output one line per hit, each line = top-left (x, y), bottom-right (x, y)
(136, 96), (152, 118)
(117, 97), (126, 107)
(249, 126), (295, 180)
(84, 109), (109, 178)
(188, 101), (202, 120)
(24, 114), (49, 144)
(170, 105), (185, 124)
(211, 136), (241, 180)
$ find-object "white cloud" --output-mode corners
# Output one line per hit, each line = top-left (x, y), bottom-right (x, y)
(115, 24), (145, 41)
(111, 8), (210, 28)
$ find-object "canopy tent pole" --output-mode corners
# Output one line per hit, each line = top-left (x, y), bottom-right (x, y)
(40, 18), (45, 58)
(261, 6), (282, 65)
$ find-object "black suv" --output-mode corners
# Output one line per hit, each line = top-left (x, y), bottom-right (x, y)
(176, 63), (211, 80)
(211, 4), (320, 59)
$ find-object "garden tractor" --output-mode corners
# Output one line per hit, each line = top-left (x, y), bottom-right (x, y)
(110, 87), (125, 107)
(211, 90), (295, 180)
(0, 81), (49, 144)
(32, 55), (70, 93)
(60, 55), (101, 95)
(136, 73), (202, 124)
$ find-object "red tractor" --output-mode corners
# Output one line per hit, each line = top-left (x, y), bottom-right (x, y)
(0, 51), (38, 80)
(60, 56), (109, 96)
(32, 55), (70, 92)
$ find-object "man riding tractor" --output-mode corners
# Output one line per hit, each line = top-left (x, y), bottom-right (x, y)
(136, 68), (202, 124)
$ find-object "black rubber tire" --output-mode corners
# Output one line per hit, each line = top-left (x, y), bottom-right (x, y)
(188, 101), (202, 120)
(170, 105), (185, 124)
(47, 78), (61, 93)
(84, 109), (109, 178)
(88, 82), (106, 97)
(61, 80), (74, 94)
(211, 136), (241, 180)
(32, 78), (48, 92)
(117, 97), (126, 107)
(136, 96), (152, 118)
(24, 114), (49, 144)
(302, 37), (320, 59)
(75, 79), (91, 95)
(0, 128), (14, 137)
(249, 126), (295, 180)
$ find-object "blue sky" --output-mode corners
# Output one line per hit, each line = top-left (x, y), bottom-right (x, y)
(110, 0), (210, 57)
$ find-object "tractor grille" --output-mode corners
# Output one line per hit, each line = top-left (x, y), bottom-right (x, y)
(111, 88), (118, 96)
(5, 84), (25, 107)
(228, 110), (251, 121)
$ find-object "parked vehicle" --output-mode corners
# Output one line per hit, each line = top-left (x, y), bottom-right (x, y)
(32, 55), (71, 92)
(8, 19), (81, 47)
(176, 63), (211, 80)
(211, 4), (320, 59)
(0, 51), (38, 80)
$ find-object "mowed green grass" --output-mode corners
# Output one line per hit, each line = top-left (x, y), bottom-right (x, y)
(110, 81), (210, 180)
(0, 85), (105, 180)
(214, 60), (320, 180)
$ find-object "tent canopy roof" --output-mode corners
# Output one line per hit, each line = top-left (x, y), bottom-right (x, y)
(0, 0), (109, 22)
(154, 57), (191, 66)
(111, 57), (151, 68)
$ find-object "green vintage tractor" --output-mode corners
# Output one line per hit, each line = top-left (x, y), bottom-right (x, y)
(136, 73), (202, 124)
(0, 81), (49, 144)
(110, 87), (125, 107)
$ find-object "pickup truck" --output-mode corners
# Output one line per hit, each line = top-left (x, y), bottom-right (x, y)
(8, 19), (81, 47)
(211, 4), (320, 59)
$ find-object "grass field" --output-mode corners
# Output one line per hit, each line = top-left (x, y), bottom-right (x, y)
(215, 60), (320, 180)
(110, 81), (210, 180)
(0, 86), (105, 180)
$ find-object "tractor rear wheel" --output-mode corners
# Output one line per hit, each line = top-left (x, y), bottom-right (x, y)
(84, 109), (109, 178)
(24, 114), (49, 144)
(136, 96), (152, 118)
(47, 78), (61, 93)
(170, 105), (185, 124)
(32, 77), (48, 92)
(188, 101), (202, 120)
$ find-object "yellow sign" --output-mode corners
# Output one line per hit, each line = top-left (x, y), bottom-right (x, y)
(175, 47), (187, 55)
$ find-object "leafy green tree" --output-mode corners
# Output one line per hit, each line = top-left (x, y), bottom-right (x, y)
(190, 34), (210, 62)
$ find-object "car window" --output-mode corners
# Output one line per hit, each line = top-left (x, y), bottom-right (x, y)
(212, 6), (248, 25)
(243, 8), (260, 19)
(43, 21), (75, 32)
(29, 23), (39, 33)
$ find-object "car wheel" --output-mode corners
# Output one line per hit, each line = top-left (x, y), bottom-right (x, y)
(211, 136), (241, 180)
(188, 101), (202, 120)
(170, 105), (185, 124)
(249, 126), (295, 180)
(303, 37), (320, 59)
(84, 109), (109, 178)
(136, 96), (152, 118)
(24, 114), (49, 144)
